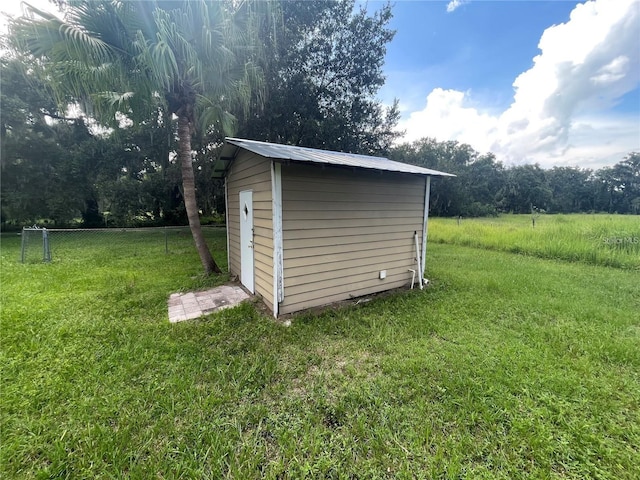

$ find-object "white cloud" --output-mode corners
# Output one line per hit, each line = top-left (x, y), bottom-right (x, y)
(591, 56), (629, 86)
(399, 0), (640, 168)
(401, 88), (499, 152)
(446, 1), (467, 14)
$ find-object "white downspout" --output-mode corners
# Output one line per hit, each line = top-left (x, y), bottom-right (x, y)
(421, 176), (431, 279)
(414, 231), (423, 290)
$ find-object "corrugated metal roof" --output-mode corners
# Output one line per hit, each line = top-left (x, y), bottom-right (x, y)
(215, 138), (455, 177)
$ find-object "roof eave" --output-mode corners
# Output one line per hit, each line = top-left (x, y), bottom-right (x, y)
(212, 142), (241, 178)
(219, 137), (456, 178)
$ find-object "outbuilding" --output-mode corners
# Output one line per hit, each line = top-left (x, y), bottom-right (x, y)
(214, 138), (454, 317)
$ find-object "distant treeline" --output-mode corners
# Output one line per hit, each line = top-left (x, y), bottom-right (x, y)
(391, 139), (640, 217)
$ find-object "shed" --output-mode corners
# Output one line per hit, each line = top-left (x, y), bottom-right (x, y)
(214, 138), (454, 317)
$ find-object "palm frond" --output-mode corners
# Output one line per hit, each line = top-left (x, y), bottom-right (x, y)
(8, 0), (277, 135)
(95, 90), (135, 107)
(196, 96), (237, 136)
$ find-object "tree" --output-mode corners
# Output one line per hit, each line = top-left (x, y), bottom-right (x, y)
(1, 54), (187, 229)
(612, 152), (640, 214)
(496, 165), (551, 214)
(238, 0), (400, 155)
(592, 153), (640, 213)
(464, 153), (505, 216)
(546, 166), (593, 213)
(96, 118), (185, 227)
(0, 56), (109, 227)
(9, 0), (274, 274)
(390, 138), (504, 216)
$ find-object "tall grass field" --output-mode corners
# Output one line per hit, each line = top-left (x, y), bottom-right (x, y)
(1, 215), (639, 478)
(428, 214), (640, 269)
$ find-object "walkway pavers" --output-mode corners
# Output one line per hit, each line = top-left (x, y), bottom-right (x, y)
(168, 284), (250, 323)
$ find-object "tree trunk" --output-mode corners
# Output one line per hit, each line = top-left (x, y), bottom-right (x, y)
(177, 114), (221, 275)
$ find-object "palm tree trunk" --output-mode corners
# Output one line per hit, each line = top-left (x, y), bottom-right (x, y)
(178, 114), (221, 275)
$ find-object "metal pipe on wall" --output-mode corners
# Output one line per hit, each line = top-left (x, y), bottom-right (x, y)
(414, 231), (423, 289)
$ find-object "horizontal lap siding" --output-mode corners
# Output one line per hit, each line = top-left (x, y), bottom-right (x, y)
(226, 151), (273, 311)
(279, 163), (425, 315)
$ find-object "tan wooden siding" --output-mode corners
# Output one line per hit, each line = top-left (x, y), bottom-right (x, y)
(282, 200), (424, 212)
(284, 238), (416, 259)
(284, 179), (424, 197)
(284, 249), (413, 271)
(285, 251), (411, 272)
(283, 209), (422, 221)
(283, 223), (422, 240)
(280, 277), (411, 315)
(225, 151), (273, 307)
(285, 231), (416, 249)
(282, 217), (420, 231)
(279, 163), (426, 315)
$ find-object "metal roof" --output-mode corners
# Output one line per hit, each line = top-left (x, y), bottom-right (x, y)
(214, 138), (455, 178)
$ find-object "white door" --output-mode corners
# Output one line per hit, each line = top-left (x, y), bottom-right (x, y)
(239, 190), (254, 293)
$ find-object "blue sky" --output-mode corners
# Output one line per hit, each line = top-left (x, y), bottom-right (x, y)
(381, 1), (579, 112)
(375, 0), (640, 168)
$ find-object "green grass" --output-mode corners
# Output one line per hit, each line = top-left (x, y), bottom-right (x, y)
(428, 214), (640, 270)
(2, 221), (639, 478)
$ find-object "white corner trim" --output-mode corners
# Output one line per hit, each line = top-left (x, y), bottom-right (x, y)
(421, 176), (431, 277)
(224, 178), (230, 274)
(271, 161), (284, 316)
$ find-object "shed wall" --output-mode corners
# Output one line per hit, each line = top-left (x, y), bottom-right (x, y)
(226, 151), (274, 311)
(279, 163), (425, 314)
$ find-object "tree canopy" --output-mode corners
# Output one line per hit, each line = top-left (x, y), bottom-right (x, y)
(237, 0), (401, 155)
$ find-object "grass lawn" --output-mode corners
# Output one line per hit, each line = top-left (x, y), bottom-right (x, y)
(1, 218), (639, 478)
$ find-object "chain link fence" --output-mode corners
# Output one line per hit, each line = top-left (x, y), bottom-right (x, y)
(19, 226), (225, 264)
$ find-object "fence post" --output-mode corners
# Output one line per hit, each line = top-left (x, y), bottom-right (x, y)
(20, 227), (26, 263)
(43, 228), (51, 262)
